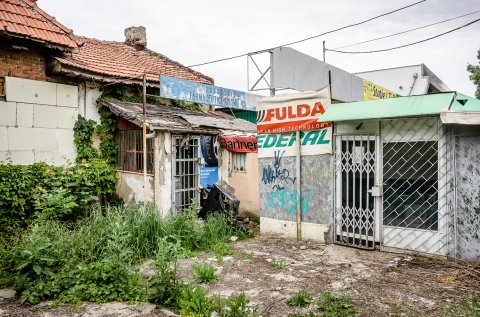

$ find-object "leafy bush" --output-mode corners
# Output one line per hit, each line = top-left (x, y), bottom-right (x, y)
(149, 239), (185, 308)
(218, 292), (259, 317)
(316, 291), (356, 317)
(180, 285), (213, 317)
(0, 159), (119, 232)
(286, 291), (313, 308)
(193, 263), (218, 284)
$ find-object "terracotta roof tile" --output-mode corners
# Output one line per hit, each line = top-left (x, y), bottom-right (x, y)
(0, 0), (77, 49)
(54, 36), (213, 85)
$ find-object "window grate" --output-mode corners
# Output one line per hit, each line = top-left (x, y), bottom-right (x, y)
(116, 130), (154, 174)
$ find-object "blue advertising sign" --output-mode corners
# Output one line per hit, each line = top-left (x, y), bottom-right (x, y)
(199, 135), (219, 188)
(160, 75), (255, 110)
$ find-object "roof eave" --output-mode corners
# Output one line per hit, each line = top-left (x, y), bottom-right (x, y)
(0, 32), (77, 52)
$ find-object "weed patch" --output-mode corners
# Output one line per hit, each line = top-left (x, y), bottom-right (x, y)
(286, 291), (313, 308)
(193, 263), (218, 284)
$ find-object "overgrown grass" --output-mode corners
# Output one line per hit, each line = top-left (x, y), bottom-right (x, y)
(0, 204), (253, 306)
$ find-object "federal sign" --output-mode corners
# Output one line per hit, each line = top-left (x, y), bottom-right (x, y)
(160, 75), (256, 110)
(257, 129), (332, 158)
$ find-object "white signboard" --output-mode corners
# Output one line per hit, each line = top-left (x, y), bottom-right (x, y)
(257, 88), (332, 158)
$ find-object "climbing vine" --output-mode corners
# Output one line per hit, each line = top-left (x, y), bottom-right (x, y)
(73, 116), (98, 162)
(96, 104), (118, 166)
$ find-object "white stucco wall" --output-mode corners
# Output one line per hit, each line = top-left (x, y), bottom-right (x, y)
(78, 83), (102, 123)
(0, 77), (78, 165)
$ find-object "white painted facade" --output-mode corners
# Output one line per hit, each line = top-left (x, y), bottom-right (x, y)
(0, 77), (78, 165)
(357, 64), (450, 96)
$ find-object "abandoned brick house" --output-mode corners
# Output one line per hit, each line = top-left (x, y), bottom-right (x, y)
(0, 0), (259, 216)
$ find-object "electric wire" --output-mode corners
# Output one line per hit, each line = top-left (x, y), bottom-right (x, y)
(333, 10), (480, 50)
(326, 17), (480, 54)
(186, 0), (427, 67)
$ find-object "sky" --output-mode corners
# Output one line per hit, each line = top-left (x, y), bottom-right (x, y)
(39, 0), (480, 96)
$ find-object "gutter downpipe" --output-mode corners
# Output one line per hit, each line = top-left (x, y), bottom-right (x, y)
(142, 72), (148, 207)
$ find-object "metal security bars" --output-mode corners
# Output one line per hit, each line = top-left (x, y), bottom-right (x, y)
(454, 135), (480, 260)
(172, 136), (200, 211)
(381, 117), (451, 255)
(116, 130), (154, 174)
(334, 134), (378, 249)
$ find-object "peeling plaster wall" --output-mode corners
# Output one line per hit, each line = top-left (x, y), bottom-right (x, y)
(155, 131), (173, 217)
(219, 148), (260, 215)
(0, 77), (78, 165)
(116, 171), (154, 204)
(259, 154), (334, 241)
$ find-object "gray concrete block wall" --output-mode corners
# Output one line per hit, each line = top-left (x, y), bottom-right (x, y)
(0, 77), (79, 165)
(259, 153), (334, 225)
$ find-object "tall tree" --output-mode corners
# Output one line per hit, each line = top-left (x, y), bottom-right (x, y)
(467, 48), (480, 98)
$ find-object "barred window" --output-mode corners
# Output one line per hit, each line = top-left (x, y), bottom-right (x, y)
(233, 153), (246, 172)
(116, 130), (154, 174)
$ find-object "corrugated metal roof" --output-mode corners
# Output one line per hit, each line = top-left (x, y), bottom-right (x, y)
(101, 99), (256, 134)
(321, 92), (457, 122)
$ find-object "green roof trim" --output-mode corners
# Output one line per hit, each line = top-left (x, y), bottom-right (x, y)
(449, 93), (480, 112)
(320, 92), (474, 122)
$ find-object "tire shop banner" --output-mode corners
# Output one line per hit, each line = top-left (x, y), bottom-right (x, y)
(257, 87), (332, 157)
(256, 87), (331, 135)
(219, 136), (258, 153)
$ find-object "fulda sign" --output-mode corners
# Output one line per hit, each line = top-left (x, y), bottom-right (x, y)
(256, 88), (331, 134)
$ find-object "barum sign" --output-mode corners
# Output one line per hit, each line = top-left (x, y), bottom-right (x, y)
(256, 88), (331, 134)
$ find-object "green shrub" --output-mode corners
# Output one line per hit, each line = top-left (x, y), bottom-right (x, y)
(180, 285), (213, 317)
(149, 239), (185, 308)
(316, 291), (356, 317)
(219, 292), (259, 317)
(193, 263), (218, 284)
(286, 291), (313, 308)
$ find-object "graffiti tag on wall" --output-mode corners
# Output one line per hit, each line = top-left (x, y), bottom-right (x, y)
(261, 150), (296, 191)
(266, 187), (313, 215)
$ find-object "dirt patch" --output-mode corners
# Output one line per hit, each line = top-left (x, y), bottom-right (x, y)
(2, 234), (479, 316)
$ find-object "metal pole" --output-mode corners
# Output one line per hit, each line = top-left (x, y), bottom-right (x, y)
(296, 130), (302, 241)
(142, 71), (147, 206)
(323, 40), (326, 62)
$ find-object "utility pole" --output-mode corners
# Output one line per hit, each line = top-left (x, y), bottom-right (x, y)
(323, 40), (326, 62)
(142, 71), (147, 207)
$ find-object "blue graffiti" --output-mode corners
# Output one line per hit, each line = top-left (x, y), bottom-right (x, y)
(261, 150), (296, 191)
(266, 187), (313, 215)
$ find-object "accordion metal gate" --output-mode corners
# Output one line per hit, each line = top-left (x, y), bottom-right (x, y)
(334, 134), (381, 249)
(172, 135), (200, 212)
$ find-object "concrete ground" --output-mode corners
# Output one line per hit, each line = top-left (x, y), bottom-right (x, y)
(1, 234), (479, 316)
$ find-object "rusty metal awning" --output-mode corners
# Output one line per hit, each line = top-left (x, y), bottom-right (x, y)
(100, 99), (256, 134)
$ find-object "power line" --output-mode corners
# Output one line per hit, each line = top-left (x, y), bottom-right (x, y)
(333, 10), (480, 50)
(326, 17), (480, 54)
(187, 0), (427, 67)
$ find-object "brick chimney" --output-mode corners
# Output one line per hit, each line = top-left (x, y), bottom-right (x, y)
(124, 26), (147, 50)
